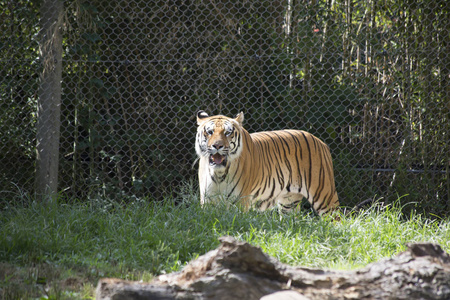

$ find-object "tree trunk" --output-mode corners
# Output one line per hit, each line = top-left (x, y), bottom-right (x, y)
(36, 0), (63, 201)
(96, 236), (450, 300)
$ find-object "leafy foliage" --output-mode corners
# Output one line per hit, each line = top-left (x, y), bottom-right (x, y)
(0, 0), (448, 215)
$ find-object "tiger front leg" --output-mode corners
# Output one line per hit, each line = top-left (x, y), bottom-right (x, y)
(197, 160), (210, 206)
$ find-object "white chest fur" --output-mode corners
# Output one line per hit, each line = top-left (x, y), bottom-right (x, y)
(198, 157), (240, 204)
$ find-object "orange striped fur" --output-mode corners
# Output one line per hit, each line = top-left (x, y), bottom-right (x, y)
(195, 111), (339, 215)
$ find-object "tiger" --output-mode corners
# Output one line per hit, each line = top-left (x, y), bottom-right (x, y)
(195, 110), (340, 215)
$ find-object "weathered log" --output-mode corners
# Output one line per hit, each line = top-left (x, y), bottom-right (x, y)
(96, 236), (450, 300)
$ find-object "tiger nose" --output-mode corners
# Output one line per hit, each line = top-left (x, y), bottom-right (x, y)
(212, 142), (223, 150)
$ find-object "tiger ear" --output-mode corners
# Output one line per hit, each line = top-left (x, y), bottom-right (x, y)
(235, 111), (244, 125)
(197, 110), (209, 125)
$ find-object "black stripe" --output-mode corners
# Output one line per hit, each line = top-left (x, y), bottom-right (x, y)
(301, 132), (312, 194)
(227, 168), (244, 197)
(230, 131), (241, 155)
(303, 169), (310, 202)
(262, 176), (270, 192)
(284, 131), (303, 190)
(254, 200), (264, 209)
(253, 188), (261, 199)
(268, 178), (276, 200)
(272, 132), (292, 189)
(274, 162), (284, 190)
(240, 171), (254, 198)
(314, 163), (326, 211)
(288, 131), (304, 160)
(215, 164), (230, 183)
(228, 159), (241, 183)
(280, 200), (301, 210)
(257, 177), (277, 208)
(263, 199), (276, 210)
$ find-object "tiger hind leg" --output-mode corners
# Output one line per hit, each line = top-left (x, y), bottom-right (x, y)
(276, 193), (305, 213)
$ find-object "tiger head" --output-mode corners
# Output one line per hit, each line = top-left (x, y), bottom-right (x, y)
(195, 110), (244, 169)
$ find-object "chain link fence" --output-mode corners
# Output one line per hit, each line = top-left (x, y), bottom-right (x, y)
(1, 0), (449, 215)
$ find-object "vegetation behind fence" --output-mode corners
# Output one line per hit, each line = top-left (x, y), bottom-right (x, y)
(1, 0), (448, 216)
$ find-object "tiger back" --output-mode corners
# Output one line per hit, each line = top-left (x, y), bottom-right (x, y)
(195, 110), (339, 215)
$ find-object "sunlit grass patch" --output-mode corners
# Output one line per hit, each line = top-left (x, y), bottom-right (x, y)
(0, 188), (449, 299)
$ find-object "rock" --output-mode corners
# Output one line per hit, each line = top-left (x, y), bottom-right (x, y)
(96, 237), (450, 300)
(95, 278), (176, 300)
(261, 291), (310, 300)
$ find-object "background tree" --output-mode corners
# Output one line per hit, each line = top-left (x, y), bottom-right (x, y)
(35, 0), (63, 201)
(0, 0), (448, 216)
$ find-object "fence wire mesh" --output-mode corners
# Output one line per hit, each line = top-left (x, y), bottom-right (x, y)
(1, 0), (449, 215)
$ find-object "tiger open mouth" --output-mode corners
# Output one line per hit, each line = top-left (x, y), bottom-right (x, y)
(209, 153), (227, 167)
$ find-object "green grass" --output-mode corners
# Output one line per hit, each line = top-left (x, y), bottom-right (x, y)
(0, 188), (449, 299)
